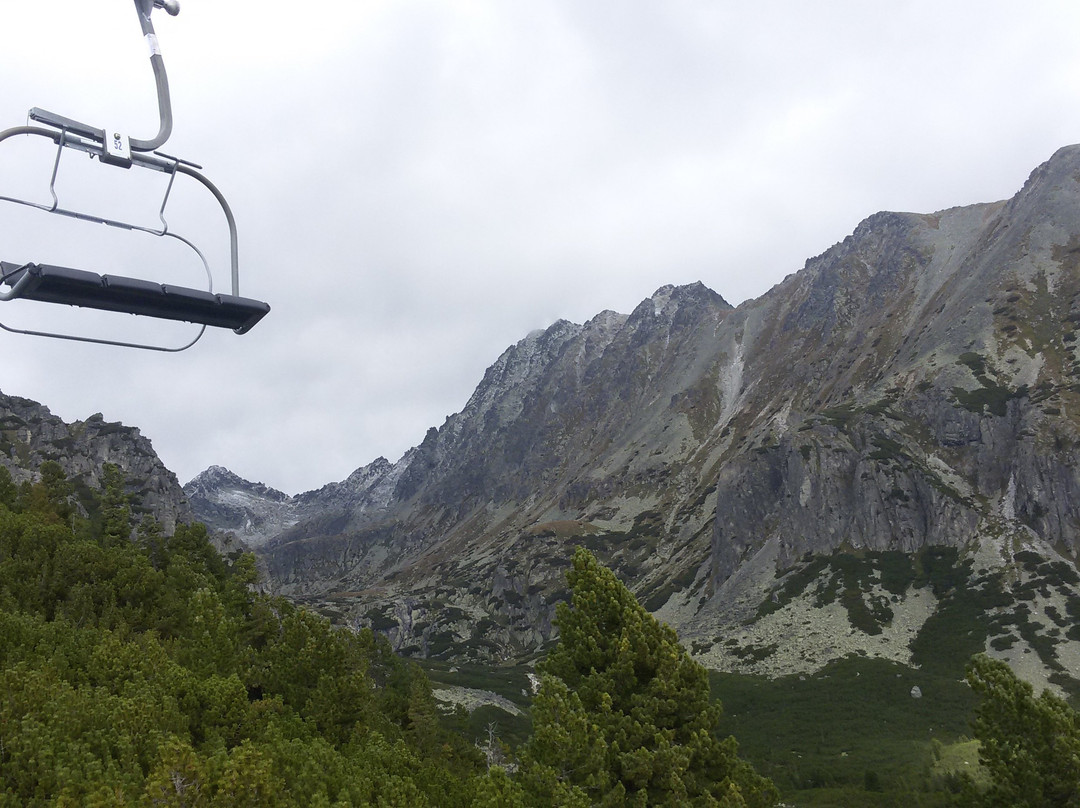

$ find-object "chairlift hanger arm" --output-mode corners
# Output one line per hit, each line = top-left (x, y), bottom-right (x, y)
(29, 0), (180, 154)
(131, 0), (179, 152)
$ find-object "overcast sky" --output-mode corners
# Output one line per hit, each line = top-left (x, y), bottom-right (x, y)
(0, 1), (1077, 495)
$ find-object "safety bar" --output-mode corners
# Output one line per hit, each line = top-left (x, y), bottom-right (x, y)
(0, 125), (241, 300)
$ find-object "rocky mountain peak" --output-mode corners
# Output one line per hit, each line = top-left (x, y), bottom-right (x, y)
(185, 465), (288, 503)
(1017, 142), (1080, 199)
(342, 457), (394, 489)
(652, 281), (731, 311)
(631, 282), (732, 326)
(184, 466), (296, 548)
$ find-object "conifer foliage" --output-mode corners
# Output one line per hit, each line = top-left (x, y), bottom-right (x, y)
(0, 462), (480, 806)
(964, 654), (1080, 807)
(0, 462), (774, 806)
(519, 547), (778, 807)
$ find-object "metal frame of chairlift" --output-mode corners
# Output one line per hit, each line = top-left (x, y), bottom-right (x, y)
(0, 0), (269, 351)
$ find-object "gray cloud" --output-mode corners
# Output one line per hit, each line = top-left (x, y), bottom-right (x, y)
(0, 1), (1078, 494)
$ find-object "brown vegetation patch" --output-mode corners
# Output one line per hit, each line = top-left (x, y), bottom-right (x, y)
(524, 520), (600, 538)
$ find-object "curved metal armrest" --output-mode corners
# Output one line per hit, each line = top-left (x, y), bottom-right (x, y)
(0, 125), (246, 300)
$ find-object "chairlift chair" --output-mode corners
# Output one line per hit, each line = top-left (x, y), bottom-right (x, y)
(0, 0), (269, 350)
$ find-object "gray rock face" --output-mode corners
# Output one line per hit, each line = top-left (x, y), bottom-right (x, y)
(0, 394), (190, 532)
(184, 465), (293, 547)
(706, 145), (1080, 584)
(184, 455), (414, 553)
(190, 146), (1080, 676)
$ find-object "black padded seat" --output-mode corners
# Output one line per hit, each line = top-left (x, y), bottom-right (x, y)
(1, 262), (269, 333)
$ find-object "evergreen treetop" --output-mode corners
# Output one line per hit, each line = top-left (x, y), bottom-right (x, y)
(521, 547), (778, 807)
(965, 653), (1080, 807)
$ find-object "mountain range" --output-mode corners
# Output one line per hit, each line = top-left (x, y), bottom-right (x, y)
(7, 145), (1080, 698)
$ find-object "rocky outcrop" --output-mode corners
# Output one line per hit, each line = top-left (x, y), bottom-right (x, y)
(184, 465), (293, 547)
(0, 394), (190, 531)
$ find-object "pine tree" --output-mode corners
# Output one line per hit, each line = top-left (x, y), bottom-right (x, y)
(0, 466), (17, 510)
(137, 517), (167, 570)
(965, 654), (1080, 807)
(22, 460), (75, 523)
(100, 463), (131, 547)
(522, 548), (778, 807)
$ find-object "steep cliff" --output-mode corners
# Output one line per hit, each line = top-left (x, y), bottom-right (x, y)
(190, 146), (1080, 692)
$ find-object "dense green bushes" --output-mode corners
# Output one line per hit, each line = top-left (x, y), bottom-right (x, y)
(10, 459), (1071, 806)
(0, 463), (779, 806)
(0, 463), (480, 806)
